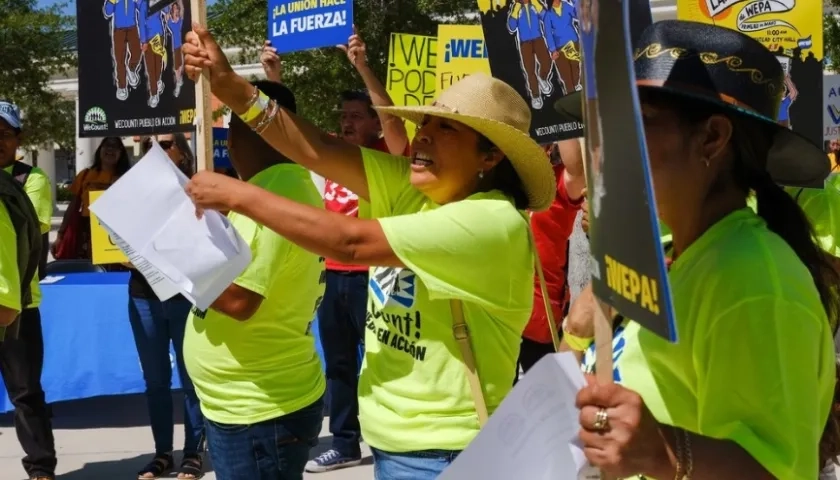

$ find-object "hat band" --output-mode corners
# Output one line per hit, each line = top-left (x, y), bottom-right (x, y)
(636, 79), (761, 115)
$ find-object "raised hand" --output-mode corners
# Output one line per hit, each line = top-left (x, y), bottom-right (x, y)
(182, 23), (236, 88)
(337, 25), (367, 69)
(260, 40), (282, 82)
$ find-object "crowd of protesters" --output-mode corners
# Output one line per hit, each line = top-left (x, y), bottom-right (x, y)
(1, 17), (840, 480)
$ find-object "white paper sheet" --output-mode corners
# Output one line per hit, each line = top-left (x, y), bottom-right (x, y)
(39, 275), (64, 285)
(90, 142), (251, 309)
(439, 352), (592, 480)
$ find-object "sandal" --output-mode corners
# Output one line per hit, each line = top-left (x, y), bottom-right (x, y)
(137, 453), (174, 480)
(177, 453), (204, 479)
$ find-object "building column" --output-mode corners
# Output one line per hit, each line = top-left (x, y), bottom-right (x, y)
(75, 97), (97, 173)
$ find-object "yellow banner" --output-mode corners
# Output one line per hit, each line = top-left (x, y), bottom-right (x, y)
(386, 33), (437, 138)
(677, 0), (822, 60)
(89, 190), (128, 265)
(436, 25), (491, 94)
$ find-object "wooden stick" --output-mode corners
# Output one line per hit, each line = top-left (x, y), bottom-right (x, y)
(190, 0), (213, 171)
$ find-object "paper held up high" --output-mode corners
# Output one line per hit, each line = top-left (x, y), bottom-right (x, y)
(439, 353), (598, 480)
(90, 141), (251, 310)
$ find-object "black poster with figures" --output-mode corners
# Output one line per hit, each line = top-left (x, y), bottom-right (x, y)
(77, 0), (195, 138)
(582, 0), (676, 341)
(477, 0), (584, 143)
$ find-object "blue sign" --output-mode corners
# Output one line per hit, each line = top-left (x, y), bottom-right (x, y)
(267, 0), (353, 54)
(213, 127), (231, 169)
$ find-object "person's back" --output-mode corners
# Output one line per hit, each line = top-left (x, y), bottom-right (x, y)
(184, 162), (326, 423)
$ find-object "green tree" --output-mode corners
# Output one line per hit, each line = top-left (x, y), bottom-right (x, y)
(827, 1), (840, 71)
(0, 0), (76, 149)
(208, 0), (477, 130)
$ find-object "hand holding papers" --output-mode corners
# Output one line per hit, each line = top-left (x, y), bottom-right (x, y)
(90, 141), (251, 310)
(439, 353), (595, 480)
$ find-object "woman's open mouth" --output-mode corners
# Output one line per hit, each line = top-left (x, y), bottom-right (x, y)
(411, 152), (433, 167)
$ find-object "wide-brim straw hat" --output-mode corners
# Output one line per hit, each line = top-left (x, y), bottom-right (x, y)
(555, 20), (829, 188)
(376, 73), (555, 211)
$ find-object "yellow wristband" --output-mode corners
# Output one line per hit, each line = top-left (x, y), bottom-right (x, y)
(238, 90), (270, 124)
(562, 322), (594, 352)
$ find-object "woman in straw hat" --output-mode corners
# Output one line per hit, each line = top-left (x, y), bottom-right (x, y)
(179, 25), (555, 479)
(556, 21), (840, 479)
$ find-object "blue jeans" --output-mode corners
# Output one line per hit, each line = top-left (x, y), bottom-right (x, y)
(316, 270), (368, 457)
(205, 397), (324, 480)
(372, 448), (461, 480)
(128, 295), (204, 455)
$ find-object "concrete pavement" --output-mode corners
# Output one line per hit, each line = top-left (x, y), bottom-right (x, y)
(0, 394), (373, 480)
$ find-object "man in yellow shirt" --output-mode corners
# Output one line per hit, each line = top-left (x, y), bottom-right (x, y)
(0, 101), (56, 480)
(183, 82), (326, 480)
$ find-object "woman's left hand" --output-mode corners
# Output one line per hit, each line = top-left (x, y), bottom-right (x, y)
(576, 382), (673, 479)
(185, 171), (248, 216)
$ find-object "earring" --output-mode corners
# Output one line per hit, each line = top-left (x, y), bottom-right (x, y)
(478, 170), (485, 179)
(703, 158), (710, 167)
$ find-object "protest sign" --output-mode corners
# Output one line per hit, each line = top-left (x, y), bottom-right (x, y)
(386, 33), (437, 137)
(267, 0), (353, 54)
(77, 0), (195, 138)
(476, 0), (583, 143)
(213, 127), (232, 169)
(581, 0), (676, 341)
(89, 190), (129, 265)
(825, 75), (840, 144)
(435, 25), (491, 94)
(679, 0), (823, 147)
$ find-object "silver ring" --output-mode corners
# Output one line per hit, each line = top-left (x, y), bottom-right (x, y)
(593, 408), (609, 431)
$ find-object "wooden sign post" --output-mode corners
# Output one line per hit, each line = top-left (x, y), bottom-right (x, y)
(190, 0), (214, 172)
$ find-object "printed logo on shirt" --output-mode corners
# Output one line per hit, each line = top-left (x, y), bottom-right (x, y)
(369, 266), (417, 309)
(324, 181), (359, 216)
(190, 305), (208, 319)
(366, 266), (425, 361)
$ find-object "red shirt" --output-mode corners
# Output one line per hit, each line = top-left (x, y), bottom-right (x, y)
(522, 164), (583, 344)
(323, 137), (404, 272)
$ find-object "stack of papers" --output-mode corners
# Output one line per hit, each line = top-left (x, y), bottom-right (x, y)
(439, 352), (598, 480)
(90, 142), (251, 310)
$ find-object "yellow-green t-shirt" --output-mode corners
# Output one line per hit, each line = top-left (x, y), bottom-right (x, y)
(357, 148), (535, 453)
(0, 202), (21, 313)
(785, 174), (840, 257)
(184, 164), (326, 425)
(4, 163), (52, 308)
(583, 208), (834, 480)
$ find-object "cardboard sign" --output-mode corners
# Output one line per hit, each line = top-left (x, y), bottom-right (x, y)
(77, 0), (195, 137)
(435, 25), (491, 94)
(386, 33), (437, 138)
(89, 190), (129, 265)
(267, 0), (353, 54)
(679, 0), (823, 147)
(477, 0), (584, 143)
(581, 0), (676, 341)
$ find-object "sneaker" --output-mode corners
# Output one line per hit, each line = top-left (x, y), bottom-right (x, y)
(116, 87), (128, 101)
(531, 96), (544, 109)
(127, 69), (140, 88)
(148, 93), (159, 108)
(538, 76), (553, 95)
(305, 449), (362, 473)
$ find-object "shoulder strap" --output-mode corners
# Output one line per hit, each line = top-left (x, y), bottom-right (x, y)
(450, 299), (490, 426)
(11, 161), (33, 186)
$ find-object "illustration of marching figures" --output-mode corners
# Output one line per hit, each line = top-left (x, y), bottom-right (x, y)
(103, 0), (186, 108)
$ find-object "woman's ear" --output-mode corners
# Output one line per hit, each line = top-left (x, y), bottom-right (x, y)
(700, 114), (733, 164)
(481, 146), (505, 171)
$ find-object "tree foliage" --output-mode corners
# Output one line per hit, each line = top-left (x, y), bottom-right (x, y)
(0, 0), (76, 149)
(208, 0), (477, 131)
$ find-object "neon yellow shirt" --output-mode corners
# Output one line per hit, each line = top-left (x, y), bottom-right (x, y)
(0, 202), (21, 312)
(785, 174), (840, 257)
(4, 163), (51, 308)
(357, 148), (535, 453)
(184, 164), (326, 425)
(583, 208), (834, 480)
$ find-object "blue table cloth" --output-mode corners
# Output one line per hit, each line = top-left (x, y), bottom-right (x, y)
(0, 272), (329, 413)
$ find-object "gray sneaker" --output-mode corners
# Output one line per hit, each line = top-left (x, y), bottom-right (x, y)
(305, 449), (362, 473)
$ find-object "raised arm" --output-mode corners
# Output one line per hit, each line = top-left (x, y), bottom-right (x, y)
(339, 26), (409, 155)
(183, 24), (371, 200)
(260, 40), (282, 83)
(558, 137), (585, 201)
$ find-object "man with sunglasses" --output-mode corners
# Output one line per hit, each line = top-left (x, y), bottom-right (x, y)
(0, 101), (56, 480)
